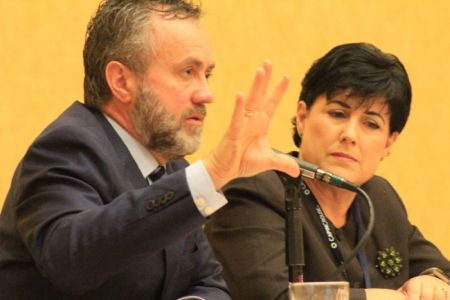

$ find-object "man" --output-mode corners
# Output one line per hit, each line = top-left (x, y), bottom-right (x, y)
(0, 0), (299, 299)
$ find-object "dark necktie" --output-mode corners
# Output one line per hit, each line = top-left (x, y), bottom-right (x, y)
(148, 165), (165, 182)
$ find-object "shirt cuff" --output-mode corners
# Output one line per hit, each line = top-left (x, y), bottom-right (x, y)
(186, 160), (228, 217)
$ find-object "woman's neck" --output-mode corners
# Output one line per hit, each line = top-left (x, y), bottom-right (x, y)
(304, 178), (356, 228)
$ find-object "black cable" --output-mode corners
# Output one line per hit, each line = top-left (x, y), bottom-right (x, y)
(331, 186), (374, 278)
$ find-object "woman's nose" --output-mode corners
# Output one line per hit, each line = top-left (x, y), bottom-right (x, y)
(340, 120), (358, 145)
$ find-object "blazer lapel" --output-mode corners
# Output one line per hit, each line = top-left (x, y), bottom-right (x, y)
(88, 104), (147, 189)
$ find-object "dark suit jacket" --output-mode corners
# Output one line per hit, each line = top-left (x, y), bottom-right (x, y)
(205, 169), (450, 300)
(0, 101), (229, 299)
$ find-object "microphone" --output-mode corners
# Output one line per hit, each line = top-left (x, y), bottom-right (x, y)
(273, 149), (359, 192)
(274, 149), (375, 282)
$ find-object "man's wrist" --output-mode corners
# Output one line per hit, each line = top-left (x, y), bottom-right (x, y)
(203, 157), (228, 190)
(186, 161), (228, 217)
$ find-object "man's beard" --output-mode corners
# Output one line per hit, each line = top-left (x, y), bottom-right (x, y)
(130, 83), (206, 161)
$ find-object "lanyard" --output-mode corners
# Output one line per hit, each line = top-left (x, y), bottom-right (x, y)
(300, 180), (371, 287)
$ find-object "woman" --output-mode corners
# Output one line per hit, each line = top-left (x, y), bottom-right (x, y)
(205, 43), (450, 300)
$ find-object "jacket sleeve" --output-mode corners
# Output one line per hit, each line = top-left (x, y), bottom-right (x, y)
(205, 172), (291, 300)
(381, 179), (450, 277)
(407, 225), (450, 278)
(180, 229), (231, 300)
(367, 177), (450, 281)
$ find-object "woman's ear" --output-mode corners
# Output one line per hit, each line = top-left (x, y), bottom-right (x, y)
(105, 61), (140, 104)
(383, 131), (399, 159)
(295, 100), (308, 134)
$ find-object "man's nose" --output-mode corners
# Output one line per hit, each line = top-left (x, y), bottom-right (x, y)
(192, 79), (214, 104)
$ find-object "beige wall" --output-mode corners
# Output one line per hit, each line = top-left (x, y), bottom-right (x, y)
(1, 1), (449, 259)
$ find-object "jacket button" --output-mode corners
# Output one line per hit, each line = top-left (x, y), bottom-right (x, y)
(146, 200), (156, 211)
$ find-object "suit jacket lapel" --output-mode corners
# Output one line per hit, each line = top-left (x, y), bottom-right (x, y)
(87, 104), (148, 189)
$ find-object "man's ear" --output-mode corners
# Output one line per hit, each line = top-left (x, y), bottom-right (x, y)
(105, 61), (140, 104)
(295, 100), (308, 134)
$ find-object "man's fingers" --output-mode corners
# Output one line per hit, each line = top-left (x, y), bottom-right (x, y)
(266, 74), (290, 117)
(259, 60), (273, 98)
(270, 153), (300, 178)
(244, 68), (264, 112)
(226, 93), (245, 138)
(245, 61), (273, 112)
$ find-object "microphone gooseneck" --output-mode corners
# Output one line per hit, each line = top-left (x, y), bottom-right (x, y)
(331, 186), (374, 280)
(282, 175), (305, 283)
(274, 149), (374, 282)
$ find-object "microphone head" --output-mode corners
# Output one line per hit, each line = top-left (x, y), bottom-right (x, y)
(272, 148), (358, 191)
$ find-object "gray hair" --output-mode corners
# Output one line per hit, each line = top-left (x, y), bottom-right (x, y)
(83, 0), (202, 108)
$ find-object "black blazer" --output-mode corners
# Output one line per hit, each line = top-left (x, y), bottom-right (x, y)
(0, 101), (229, 299)
(205, 169), (450, 300)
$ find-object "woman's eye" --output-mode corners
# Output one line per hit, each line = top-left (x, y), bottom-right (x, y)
(366, 120), (380, 129)
(328, 110), (346, 118)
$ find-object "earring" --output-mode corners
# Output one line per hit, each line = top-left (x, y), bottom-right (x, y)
(381, 152), (391, 161)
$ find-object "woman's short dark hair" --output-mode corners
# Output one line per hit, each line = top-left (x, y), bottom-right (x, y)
(292, 42), (412, 147)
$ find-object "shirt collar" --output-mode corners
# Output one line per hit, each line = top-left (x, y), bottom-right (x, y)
(104, 114), (158, 178)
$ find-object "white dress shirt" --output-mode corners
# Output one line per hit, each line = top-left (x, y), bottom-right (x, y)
(105, 115), (227, 218)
